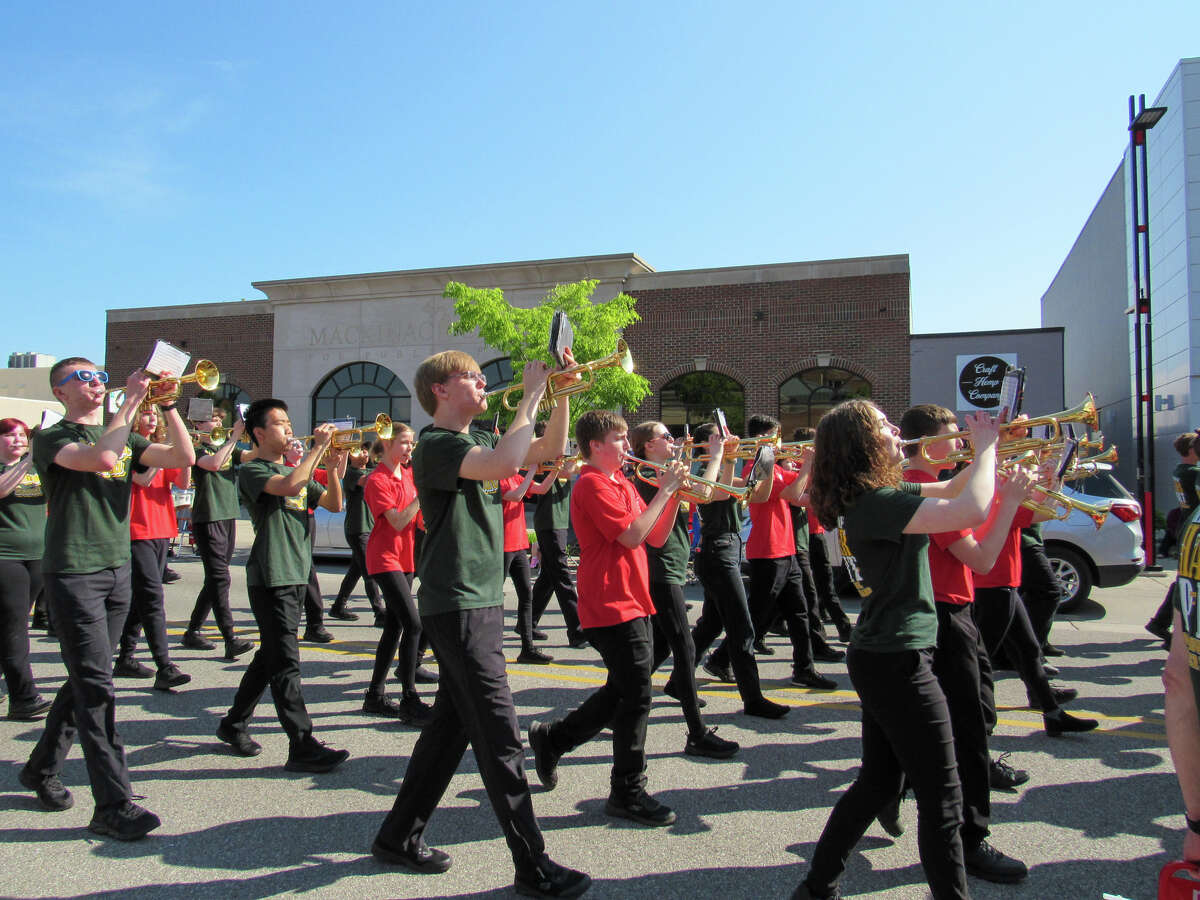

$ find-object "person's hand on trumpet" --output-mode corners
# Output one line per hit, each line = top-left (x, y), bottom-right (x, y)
(547, 347), (581, 391)
(960, 410), (1001, 452)
(659, 458), (688, 495)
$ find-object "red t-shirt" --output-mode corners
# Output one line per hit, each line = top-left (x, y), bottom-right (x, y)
(364, 464), (417, 575)
(130, 469), (181, 541)
(312, 467), (329, 487)
(570, 466), (655, 628)
(747, 468), (800, 560)
(499, 474), (530, 552)
(806, 505), (825, 536)
(973, 501), (1035, 589)
(904, 469), (974, 606)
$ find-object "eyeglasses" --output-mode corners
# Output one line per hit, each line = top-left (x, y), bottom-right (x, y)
(652, 432), (674, 442)
(55, 369), (109, 387)
(449, 371), (487, 386)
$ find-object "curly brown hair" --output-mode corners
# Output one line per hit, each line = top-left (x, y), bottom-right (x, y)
(810, 399), (902, 529)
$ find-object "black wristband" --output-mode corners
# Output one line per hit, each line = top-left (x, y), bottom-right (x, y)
(1186, 814), (1200, 836)
(158, 403), (176, 413)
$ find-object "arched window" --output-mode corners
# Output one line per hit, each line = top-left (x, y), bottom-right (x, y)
(779, 367), (872, 437)
(311, 362), (412, 428)
(481, 357), (513, 392)
(197, 378), (252, 426)
(660, 372), (745, 437)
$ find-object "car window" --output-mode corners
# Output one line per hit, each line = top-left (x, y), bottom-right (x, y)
(1066, 472), (1133, 500)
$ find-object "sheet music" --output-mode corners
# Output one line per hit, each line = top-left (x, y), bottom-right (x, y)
(107, 390), (125, 414)
(40, 408), (64, 429)
(144, 341), (191, 378)
(187, 398), (214, 421)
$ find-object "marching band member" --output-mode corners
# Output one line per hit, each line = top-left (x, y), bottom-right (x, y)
(371, 351), (589, 899)
(0, 417), (51, 721)
(627, 421), (738, 759)
(182, 408), (254, 659)
(330, 441), (384, 623)
(796, 401), (1000, 900)
(113, 405), (192, 691)
(502, 466), (551, 663)
(529, 422), (585, 649)
(528, 410), (686, 827)
(216, 399), (350, 772)
(681, 422), (790, 719)
(361, 422), (432, 725)
(22, 358), (193, 839)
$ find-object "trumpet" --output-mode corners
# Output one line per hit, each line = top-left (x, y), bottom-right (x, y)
(296, 413), (394, 452)
(486, 339), (635, 413)
(1004, 449), (1111, 528)
(625, 454), (749, 503)
(694, 435), (783, 463)
(105, 359), (221, 410)
(535, 453), (581, 475)
(187, 425), (228, 447)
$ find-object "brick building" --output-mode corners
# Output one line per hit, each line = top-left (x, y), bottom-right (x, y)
(105, 253), (911, 435)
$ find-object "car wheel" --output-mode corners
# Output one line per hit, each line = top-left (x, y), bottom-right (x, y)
(1048, 547), (1093, 613)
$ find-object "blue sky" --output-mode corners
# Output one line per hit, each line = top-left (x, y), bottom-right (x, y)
(2, 2), (1197, 368)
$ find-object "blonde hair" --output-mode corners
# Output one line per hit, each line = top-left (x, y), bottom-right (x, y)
(414, 350), (479, 416)
(576, 410), (627, 459)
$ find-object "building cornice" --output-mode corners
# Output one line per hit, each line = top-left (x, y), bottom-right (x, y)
(108, 299), (272, 323)
(625, 254), (909, 292)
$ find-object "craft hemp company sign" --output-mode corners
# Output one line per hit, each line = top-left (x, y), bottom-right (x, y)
(956, 353), (1017, 412)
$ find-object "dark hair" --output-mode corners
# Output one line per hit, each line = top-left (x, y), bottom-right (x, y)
(746, 415), (779, 438)
(0, 417), (32, 439)
(48, 357), (94, 390)
(575, 410), (627, 459)
(1175, 431), (1200, 457)
(899, 404), (957, 458)
(810, 400), (901, 528)
(792, 426), (815, 442)
(245, 398), (288, 447)
(629, 421), (664, 459)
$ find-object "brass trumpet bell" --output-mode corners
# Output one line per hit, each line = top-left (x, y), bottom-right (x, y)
(296, 413), (394, 452)
(146, 359), (221, 406)
(487, 339), (635, 413)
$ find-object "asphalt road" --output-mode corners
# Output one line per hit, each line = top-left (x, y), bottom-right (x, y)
(0, 531), (1185, 899)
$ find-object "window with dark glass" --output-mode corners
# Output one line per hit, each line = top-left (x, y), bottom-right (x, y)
(480, 357), (513, 392)
(779, 367), (872, 437)
(659, 372), (745, 437)
(311, 362), (412, 428)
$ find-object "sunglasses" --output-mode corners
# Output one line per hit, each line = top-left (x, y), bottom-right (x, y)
(55, 370), (109, 387)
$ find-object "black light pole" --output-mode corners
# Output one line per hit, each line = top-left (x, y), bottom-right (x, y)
(1128, 95), (1167, 569)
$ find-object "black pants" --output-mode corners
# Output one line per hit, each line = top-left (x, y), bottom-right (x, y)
(120, 538), (173, 669)
(223, 584), (313, 743)
(370, 570), (420, 696)
(547, 615), (654, 795)
(0, 558), (41, 704)
(188, 518), (237, 639)
(27, 564), (134, 809)
(810, 533), (851, 627)
(531, 528), (581, 639)
(932, 602), (990, 851)
(335, 532), (382, 614)
(690, 535), (764, 705)
(504, 549), (536, 646)
(715, 555), (815, 676)
(649, 581), (704, 736)
(795, 548), (835, 649)
(1019, 543), (1061, 647)
(303, 524), (324, 629)
(973, 586), (1056, 715)
(375, 605), (546, 871)
(805, 646), (967, 900)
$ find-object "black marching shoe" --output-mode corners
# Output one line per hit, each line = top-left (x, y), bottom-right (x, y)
(371, 835), (452, 873)
(605, 789), (676, 827)
(31, 610), (50, 631)
(529, 720), (560, 790)
(515, 857), (592, 898)
(834, 619), (854, 643)
(113, 657), (154, 678)
(328, 602), (358, 621)
(744, 698), (790, 719)
(701, 654), (735, 683)
(362, 693), (402, 718)
(663, 679), (706, 708)
(790, 884), (842, 900)
(1041, 642), (1066, 657)
(964, 839), (1028, 883)
(7, 695), (52, 721)
(567, 632), (590, 649)
(518, 646), (554, 664)
(302, 625), (333, 643)
(1044, 709), (1099, 736)
(414, 665), (439, 683)
(1147, 618), (1172, 644)
(224, 637), (254, 659)
(182, 629), (215, 651)
(398, 694), (433, 727)
(154, 664), (191, 691)
(1028, 684), (1078, 710)
(161, 567), (182, 584)
(285, 735), (349, 773)
(752, 638), (775, 655)
(88, 800), (161, 840)
(812, 643), (846, 663)
(791, 669), (837, 690)
(684, 727), (739, 759)
(989, 752), (1029, 789)
(216, 721), (263, 757)
(19, 767), (73, 811)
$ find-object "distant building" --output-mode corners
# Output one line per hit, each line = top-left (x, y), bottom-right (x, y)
(0, 365), (63, 427)
(7, 352), (56, 369)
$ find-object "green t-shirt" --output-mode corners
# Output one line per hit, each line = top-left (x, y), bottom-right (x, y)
(0, 458), (46, 560)
(837, 484), (936, 653)
(635, 478), (690, 585)
(239, 459), (324, 588)
(1020, 522), (1044, 549)
(191, 443), (243, 524)
(33, 422), (149, 574)
(342, 466), (374, 536)
(791, 503), (809, 554)
(1175, 462), (1200, 511)
(413, 428), (504, 616)
(698, 496), (742, 541)
(533, 477), (572, 532)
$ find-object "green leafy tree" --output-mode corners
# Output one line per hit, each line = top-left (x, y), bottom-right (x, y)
(445, 279), (650, 428)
